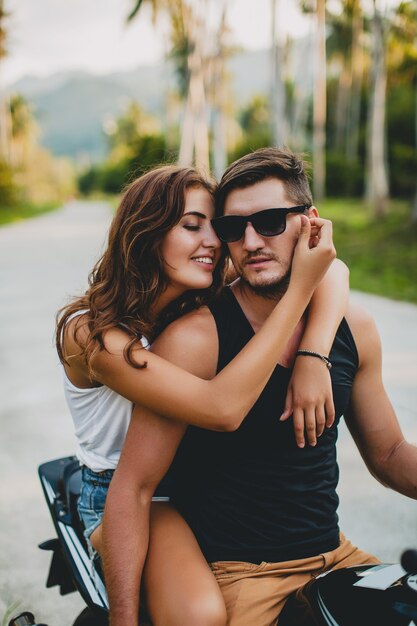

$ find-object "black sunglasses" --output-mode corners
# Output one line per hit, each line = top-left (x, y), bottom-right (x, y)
(211, 205), (310, 243)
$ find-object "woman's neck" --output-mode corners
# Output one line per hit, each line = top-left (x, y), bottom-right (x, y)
(151, 285), (184, 318)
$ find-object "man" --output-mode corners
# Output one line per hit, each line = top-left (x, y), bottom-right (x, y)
(102, 148), (417, 625)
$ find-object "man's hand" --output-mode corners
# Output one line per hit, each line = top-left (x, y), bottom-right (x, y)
(280, 355), (335, 447)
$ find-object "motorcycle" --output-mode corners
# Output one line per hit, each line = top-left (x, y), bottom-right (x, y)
(38, 456), (108, 626)
(279, 551), (417, 625)
(36, 455), (417, 626)
(8, 613), (48, 626)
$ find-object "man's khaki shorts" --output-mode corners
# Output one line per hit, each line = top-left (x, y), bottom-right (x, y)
(210, 534), (379, 626)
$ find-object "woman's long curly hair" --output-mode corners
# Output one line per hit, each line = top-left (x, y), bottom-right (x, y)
(56, 165), (227, 370)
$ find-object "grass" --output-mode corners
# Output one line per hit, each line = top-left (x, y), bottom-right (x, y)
(0, 201), (59, 226)
(320, 198), (417, 304)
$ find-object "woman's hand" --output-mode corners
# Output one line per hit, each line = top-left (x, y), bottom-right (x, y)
(280, 355), (335, 448)
(290, 216), (336, 295)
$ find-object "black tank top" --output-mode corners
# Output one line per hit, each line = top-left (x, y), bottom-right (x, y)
(170, 287), (359, 563)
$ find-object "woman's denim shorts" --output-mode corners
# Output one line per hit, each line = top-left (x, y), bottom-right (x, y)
(77, 466), (114, 540)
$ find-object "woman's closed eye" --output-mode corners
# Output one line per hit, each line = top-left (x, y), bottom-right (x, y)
(183, 223), (201, 231)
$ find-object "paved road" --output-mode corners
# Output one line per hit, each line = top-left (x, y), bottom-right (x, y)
(0, 201), (416, 625)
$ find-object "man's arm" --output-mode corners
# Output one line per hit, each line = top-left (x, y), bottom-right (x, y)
(344, 303), (417, 499)
(102, 307), (218, 626)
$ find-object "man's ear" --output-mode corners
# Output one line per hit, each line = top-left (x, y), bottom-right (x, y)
(308, 206), (319, 218)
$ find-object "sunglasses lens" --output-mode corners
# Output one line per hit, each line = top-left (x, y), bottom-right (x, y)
(212, 216), (245, 243)
(253, 209), (286, 237)
(212, 208), (297, 242)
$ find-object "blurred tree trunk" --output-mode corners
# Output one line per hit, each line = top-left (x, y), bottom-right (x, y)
(0, 0), (11, 163)
(313, 0), (326, 200)
(9, 94), (35, 168)
(128, 0), (210, 171)
(346, 0), (363, 161)
(172, 0), (209, 171)
(178, 32), (209, 171)
(366, 0), (389, 217)
(412, 27), (417, 223)
(290, 25), (311, 151)
(334, 63), (351, 151)
(211, 4), (228, 181)
(270, 0), (288, 146)
(413, 72), (417, 222)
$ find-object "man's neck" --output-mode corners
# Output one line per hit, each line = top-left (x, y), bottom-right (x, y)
(230, 278), (306, 367)
(230, 279), (287, 332)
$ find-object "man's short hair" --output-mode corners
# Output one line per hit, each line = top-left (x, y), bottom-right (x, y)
(216, 147), (313, 213)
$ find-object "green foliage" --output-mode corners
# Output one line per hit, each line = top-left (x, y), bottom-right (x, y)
(387, 84), (417, 198)
(77, 99), (172, 196)
(78, 133), (170, 196)
(0, 160), (17, 207)
(78, 166), (101, 195)
(238, 95), (270, 135)
(0, 200), (58, 226)
(321, 198), (417, 303)
(389, 144), (417, 198)
(325, 152), (364, 197)
(129, 133), (168, 172)
(228, 95), (272, 164)
(228, 131), (272, 165)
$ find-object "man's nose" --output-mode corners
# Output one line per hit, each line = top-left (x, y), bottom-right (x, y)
(242, 222), (264, 251)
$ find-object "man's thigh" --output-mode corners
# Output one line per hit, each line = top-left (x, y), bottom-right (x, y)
(210, 558), (323, 626)
(210, 537), (379, 626)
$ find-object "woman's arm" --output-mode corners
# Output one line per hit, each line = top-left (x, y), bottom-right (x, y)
(102, 409), (186, 626)
(74, 217), (335, 430)
(103, 302), (218, 626)
(281, 259), (349, 447)
(300, 258), (349, 355)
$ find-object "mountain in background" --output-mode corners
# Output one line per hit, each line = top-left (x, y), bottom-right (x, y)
(9, 47), (309, 162)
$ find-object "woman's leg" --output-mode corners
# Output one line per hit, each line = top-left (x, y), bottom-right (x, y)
(90, 525), (102, 552)
(144, 502), (227, 626)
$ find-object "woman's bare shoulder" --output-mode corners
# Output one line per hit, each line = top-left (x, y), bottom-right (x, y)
(62, 313), (90, 358)
(152, 306), (217, 356)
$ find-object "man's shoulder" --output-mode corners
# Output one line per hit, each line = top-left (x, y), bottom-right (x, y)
(345, 300), (381, 367)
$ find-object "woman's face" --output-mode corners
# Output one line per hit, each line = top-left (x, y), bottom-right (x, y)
(161, 186), (221, 299)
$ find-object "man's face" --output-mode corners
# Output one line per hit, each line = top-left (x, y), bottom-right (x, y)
(224, 178), (314, 296)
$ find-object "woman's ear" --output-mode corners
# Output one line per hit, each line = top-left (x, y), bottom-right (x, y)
(308, 206), (319, 218)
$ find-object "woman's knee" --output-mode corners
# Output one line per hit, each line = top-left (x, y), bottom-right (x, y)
(153, 593), (227, 626)
(182, 594), (227, 626)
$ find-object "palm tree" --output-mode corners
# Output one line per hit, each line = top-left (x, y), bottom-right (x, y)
(9, 94), (37, 168)
(313, 0), (327, 200)
(177, 3), (209, 172)
(365, 0), (389, 217)
(327, 0), (364, 160)
(346, 0), (364, 161)
(128, 0), (211, 171)
(209, 3), (230, 180)
(388, 0), (417, 221)
(0, 0), (11, 163)
(270, 0), (288, 147)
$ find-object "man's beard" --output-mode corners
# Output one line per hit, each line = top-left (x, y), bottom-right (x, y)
(240, 269), (291, 299)
(237, 250), (294, 300)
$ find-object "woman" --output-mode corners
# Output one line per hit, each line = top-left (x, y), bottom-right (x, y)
(57, 164), (345, 624)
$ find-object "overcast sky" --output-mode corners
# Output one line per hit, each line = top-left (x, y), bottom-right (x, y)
(3, 0), (401, 86)
(3, 0), (312, 85)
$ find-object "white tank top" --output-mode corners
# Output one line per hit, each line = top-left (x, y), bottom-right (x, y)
(62, 312), (145, 472)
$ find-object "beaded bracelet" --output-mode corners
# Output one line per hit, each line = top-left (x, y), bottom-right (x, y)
(296, 350), (332, 370)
